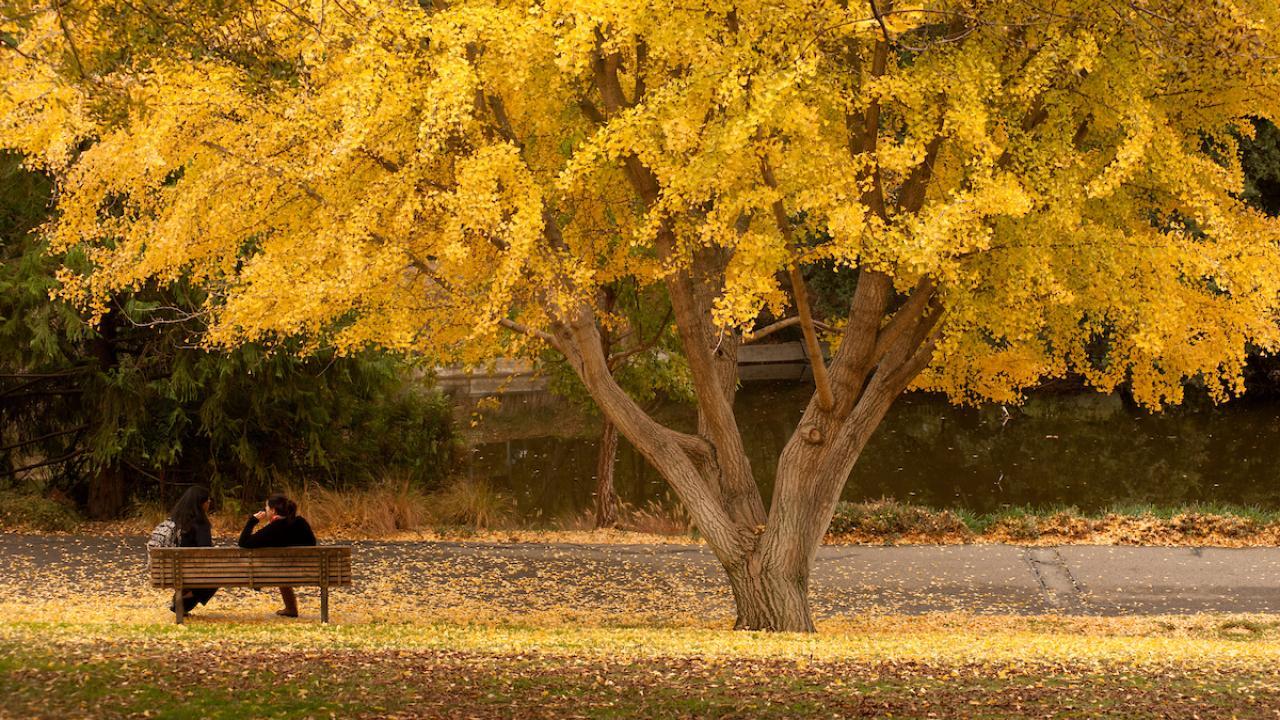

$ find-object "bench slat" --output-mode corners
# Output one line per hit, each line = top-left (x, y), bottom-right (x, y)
(149, 569), (353, 580)
(152, 575), (354, 582)
(151, 573), (354, 580)
(154, 573), (355, 579)
(151, 549), (350, 555)
(152, 573), (353, 586)
(153, 563), (340, 568)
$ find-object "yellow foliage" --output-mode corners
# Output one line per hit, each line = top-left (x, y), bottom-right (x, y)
(2, 0), (1279, 407)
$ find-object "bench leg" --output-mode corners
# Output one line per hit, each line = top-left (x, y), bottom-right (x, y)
(320, 585), (329, 624)
(174, 587), (184, 625)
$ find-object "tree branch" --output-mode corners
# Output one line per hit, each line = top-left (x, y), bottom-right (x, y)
(897, 133), (944, 213)
(53, 0), (85, 80)
(607, 306), (672, 369)
(743, 316), (833, 343)
(0, 425), (89, 453)
(760, 156), (834, 411)
(200, 141), (324, 203)
(869, 277), (935, 367)
(826, 269), (893, 410)
(846, 34), (891, 221)
(498, 318), (556, 345)
(1, 449), (85, 477)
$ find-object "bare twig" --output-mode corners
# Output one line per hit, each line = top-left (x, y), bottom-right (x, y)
(743, 316), (833, 343)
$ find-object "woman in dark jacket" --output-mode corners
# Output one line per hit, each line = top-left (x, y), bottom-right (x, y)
(238, 493), (316, 617)
(169, 486), (217, 614)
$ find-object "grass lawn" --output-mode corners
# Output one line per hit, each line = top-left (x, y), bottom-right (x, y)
(3, 613), (1279, 719)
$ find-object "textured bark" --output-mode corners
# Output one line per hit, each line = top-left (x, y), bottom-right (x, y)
(87, 465), (127, 519)
(726, 551), (815, 632)
(592, 419), (620, 529)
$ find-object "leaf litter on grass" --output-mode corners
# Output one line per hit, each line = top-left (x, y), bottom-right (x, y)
(3, 535), (1280, 717)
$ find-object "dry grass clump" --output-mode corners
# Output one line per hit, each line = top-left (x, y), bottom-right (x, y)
(129, 498), (168, 529)
(824, 500), (1280, 547)
(553, 500), (695, 536)
(102, 478), (519, 538)
(621, 500), (695, 536)
(980, 509), (1280, 546)
(286, 477), (434, 536)
(240, 477), (520, 536)
(827, 499), (971, 541)
(428, 477), (517, 530)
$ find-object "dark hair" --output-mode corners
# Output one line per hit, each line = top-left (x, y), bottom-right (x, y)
(267, 493), (298, 519)
(169, 486), (211, 533)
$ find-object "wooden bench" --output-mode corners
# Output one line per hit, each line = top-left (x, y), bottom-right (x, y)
(149, 546), (352, 624)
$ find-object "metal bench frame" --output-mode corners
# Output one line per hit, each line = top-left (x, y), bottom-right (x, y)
(149, 546), (353, 624)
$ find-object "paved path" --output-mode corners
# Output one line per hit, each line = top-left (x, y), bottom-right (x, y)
(2, 534), (1277, 620)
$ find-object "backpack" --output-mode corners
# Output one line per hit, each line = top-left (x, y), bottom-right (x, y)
(148, 519), (181, 549)
(146, 519), (181, 572)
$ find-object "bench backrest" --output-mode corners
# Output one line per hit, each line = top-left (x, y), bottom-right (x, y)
(149, 546), (353, 589)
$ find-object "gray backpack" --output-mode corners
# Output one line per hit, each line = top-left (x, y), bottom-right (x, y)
(146, 519), (180, 572)
(148, 519), (180, 549)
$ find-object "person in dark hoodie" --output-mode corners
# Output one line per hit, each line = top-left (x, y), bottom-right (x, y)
(169, 486), (218, 615)
(238, 493), (317, 617)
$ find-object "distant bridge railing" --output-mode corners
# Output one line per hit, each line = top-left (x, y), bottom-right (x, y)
(436, 342), (823, 398)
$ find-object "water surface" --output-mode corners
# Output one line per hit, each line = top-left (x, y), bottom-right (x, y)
(466, 384), (1280, 519)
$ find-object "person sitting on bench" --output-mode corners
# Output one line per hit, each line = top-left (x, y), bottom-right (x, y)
(238, 493), (317, 617)
(170, 486), (218, 615)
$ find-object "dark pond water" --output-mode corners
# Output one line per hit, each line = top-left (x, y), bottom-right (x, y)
(465, 384), (1280, 519)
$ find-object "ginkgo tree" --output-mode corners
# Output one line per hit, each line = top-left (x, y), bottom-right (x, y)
(4, 0), (1280, 631)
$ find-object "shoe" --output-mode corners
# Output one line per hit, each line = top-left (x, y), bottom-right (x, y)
(276, 609), (298, 618)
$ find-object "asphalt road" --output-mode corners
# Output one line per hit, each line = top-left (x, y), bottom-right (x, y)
(3, 534), (1277, 620)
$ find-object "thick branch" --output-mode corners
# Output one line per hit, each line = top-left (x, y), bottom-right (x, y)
(828, 269), (893, 391)
(760, 156), (833, 411)
(591, 29), (632, 114)
(587, 29), (763, 529)
(846, 37), (891, 220)
(558, 308), (751, 556)
(897, 133), (944, 214)
(869, 277), (935, 366)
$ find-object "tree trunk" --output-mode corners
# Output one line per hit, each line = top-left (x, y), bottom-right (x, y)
(87, 464), (127, 519)
(553, 303), (934, 633)
(86, 309), (125, 519)
(722, 446), (837, 632)
(725, 548), (815, 632)
(593, 419), (620, 528)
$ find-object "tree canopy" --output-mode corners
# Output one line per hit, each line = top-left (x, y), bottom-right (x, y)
(5, 0), (1278, 405)
(0, 155), (454, 517)
(4, 0), (1279, 628)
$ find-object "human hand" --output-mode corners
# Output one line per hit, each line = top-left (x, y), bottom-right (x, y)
(253, 510), (268, 521)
